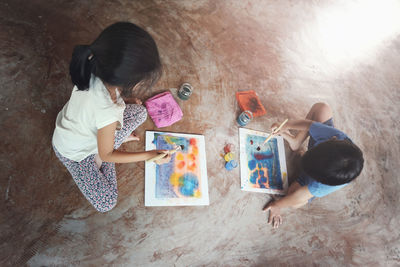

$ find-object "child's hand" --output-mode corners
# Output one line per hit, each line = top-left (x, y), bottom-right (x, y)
(271, 122), (285, 135)
(154, 150), (171, 165)
(263, 202), (282, 228)
(123, 97), (142, 105)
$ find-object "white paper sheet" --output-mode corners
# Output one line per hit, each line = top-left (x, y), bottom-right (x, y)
(239, 128), (288, 195)
(145, 131), (209, 206)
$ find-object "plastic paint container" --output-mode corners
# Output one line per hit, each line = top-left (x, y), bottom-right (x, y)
(225, 160), (238, 171)
(237, 110), (253, 126)
(224, 143), (235, 154)
(224, 152), (235, 162)
(177, 83), (193, 100)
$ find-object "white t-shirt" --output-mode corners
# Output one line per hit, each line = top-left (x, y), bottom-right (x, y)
(52, 75), (126, 161)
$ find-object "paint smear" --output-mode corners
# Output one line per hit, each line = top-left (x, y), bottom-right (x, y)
(154, 134), (202, 198)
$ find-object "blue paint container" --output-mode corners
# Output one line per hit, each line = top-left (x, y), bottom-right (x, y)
(225, 160), (238, 171)
(237, 110), (253, 126)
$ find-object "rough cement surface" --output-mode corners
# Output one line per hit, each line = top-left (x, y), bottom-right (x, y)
(1, 0), (400, 266)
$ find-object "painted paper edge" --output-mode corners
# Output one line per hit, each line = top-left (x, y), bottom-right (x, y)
(144, 131), (209, 206)
(238, 128), (287, 195)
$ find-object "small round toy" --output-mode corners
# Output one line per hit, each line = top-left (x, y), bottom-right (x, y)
(225, 160), (238, 171)
(224, 143), (235, 154)
(224, 152), (235, 162)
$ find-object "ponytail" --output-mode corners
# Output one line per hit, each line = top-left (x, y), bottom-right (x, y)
(69, 22), (162, 96)
(69, 45), (94, 90)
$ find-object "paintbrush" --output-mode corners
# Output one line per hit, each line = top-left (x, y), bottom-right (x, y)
(146, 145), (183, 163)
(263, 119), (289, 145)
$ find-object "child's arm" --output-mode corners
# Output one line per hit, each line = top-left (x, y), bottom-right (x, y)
(263, 186), (313, 228)
(271, 119), (313, 151)
(276, 119), (313, 131)
(97, 122), (170, 164)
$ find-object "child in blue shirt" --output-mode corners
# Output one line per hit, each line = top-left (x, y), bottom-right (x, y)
(263, 103), (364, 228)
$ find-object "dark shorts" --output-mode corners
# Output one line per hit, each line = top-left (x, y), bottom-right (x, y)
(307, 118), (334, 150)
(298, 118), (334, 202)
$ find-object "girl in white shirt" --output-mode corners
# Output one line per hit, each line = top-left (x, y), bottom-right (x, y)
(52, 22), (170, 212)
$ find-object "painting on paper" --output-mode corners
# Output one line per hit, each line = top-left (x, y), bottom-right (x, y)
(145, 131), (209, 206)
(239, 128), (288, 195)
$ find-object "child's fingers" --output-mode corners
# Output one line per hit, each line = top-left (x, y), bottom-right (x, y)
(262, 206), (271, 212)
(158, 154), (171, 164)
(273, 219), (278, 228)
(270, 123), (279, 132)
(155, 157), (167, 165)
(267, 213), (272, 224)
(262, 201), (274, 212)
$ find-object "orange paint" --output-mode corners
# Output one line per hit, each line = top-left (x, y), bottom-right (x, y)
(177, 161), (185, 169)
(192, 146), (198, 155)
(188, 153), (196, 161)
(250, 165), (270, 188)
(189, 138), (197, 146)
(188, 162), (197, 171)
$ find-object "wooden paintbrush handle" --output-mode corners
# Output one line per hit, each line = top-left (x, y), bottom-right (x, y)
(146, 148), (179, 163)
(274, 118), (289, 133)
(263, 118), (289, 145)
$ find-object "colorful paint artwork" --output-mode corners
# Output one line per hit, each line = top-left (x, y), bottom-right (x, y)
(145, 131), (209, 206)
(239, 128), (288, 195)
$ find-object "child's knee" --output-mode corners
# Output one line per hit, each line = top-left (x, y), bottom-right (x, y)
(312, 102), (330, 111)
(312, 102), (332, 122)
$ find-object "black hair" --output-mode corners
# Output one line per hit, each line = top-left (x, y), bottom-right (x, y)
(69, 22), (161, 97)
(301, 139), (364, 186)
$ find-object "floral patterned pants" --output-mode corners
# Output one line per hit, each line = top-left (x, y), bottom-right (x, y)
(53, 104), (147, 212)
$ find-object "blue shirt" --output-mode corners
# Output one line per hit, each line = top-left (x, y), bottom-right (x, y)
(297, 121), (350, 197)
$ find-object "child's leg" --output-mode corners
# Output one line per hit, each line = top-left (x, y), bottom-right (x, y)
(53, 146), (118, 212)
(306, 102), (333, 123)
(287, 102), (333, 149)
(287, 181), (301, 194)
(114, 104), (147, 149)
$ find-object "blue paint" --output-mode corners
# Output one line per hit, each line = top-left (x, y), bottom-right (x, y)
(249, 174), (257, 184)
(178, 173), (199, 196)
(248, 160), (256, 170)
(225, 160), (238, 171)
(154, 135), (190, 198)
(245, 134), (283, 190)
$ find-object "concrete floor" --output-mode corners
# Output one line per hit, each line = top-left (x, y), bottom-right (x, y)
(1, 0), (400, 266)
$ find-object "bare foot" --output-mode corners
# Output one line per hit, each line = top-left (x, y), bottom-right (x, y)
(271, 194), (283, 201)
(123, 132), (140, 144)
(95, 154), (102, 169)
(281, 129), (295, 138)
